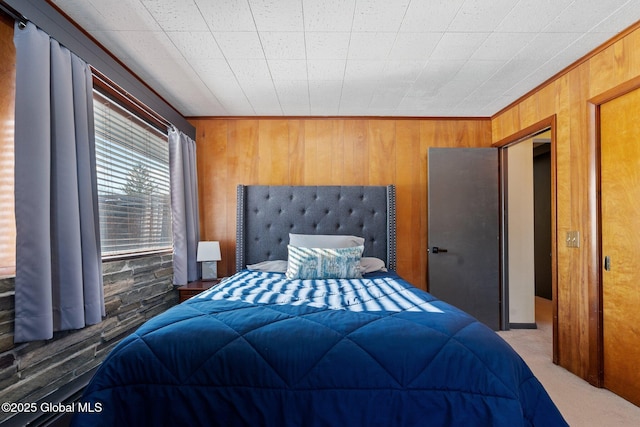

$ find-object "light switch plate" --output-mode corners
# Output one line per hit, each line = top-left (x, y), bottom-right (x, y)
(566, 231), (580, 248)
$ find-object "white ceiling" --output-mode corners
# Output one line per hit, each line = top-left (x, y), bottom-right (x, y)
(51, 0), (640, 117)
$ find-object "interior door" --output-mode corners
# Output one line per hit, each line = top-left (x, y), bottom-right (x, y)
(600, 87), (640, 406)
(427, 148), (500, 330)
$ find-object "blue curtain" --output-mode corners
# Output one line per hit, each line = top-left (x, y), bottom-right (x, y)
(13, 22), (104, 343)
(169, 128), (200, 285)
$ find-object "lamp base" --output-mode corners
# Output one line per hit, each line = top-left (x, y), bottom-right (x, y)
(202, 261), (218, 280)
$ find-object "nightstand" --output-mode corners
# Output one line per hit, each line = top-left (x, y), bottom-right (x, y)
(177, 279), (221, 303)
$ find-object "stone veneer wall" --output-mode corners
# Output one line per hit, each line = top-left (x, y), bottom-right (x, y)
(0, 253), (176, 423)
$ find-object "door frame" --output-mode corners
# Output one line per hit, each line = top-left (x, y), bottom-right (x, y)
(589, 74), (640, 387)
(493, 115), (559, 364)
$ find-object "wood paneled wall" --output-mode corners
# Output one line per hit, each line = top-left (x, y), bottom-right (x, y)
(492, 23), (640, 383)
(190, 118), (492, 289)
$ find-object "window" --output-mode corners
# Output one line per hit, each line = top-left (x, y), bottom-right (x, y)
(93, 90), (172, 257)
(0, 119), (15, 276)
(0, 12), (15, 277)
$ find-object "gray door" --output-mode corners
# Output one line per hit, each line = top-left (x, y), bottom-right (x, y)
(427, 148), (500, 330)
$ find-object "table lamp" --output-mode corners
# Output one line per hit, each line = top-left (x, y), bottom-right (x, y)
(197, 241), (221, 280)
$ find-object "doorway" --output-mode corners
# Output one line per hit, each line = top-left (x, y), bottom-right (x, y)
(498, 121), (558, 362)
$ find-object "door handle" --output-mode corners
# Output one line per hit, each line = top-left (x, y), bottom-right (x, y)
(431, 246), (448, 254)
(604, 256), (611, 271)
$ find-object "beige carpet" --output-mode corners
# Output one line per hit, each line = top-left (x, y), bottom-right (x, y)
(497, 297), (640, 426)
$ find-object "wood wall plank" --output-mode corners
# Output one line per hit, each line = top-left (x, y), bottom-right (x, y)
(191, 117), (492, 289)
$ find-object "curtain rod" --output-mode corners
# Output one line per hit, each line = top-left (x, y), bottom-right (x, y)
(91, 66), (172, 132)
(0, 0), (26, 25)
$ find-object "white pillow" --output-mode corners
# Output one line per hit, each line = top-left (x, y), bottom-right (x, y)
(289, 233), (364, 248)
(359, 257), (386, 273)
(286, 245), (364, 280)
(247, 260), (288, 273)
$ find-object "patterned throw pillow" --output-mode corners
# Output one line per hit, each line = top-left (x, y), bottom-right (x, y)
(286, 245), (364, 279)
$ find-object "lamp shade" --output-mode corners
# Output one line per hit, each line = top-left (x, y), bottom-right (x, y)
(197, 241), (221, 262)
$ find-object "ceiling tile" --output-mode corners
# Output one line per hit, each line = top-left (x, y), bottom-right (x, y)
(306, 32), (351, 59)
(448, 0), (518, 32)
(388, 33), (442, 60)
(213, 32), (265, 59)
(51, 0), (102, 31)
(167, 32), (224, 60)
(382, 61), (424, 82)
(200, 78), (252, 112)
(195, 0), (256, 31)
(309, 81), (342, 113)
(88, 30), (138, 61)
(352, 0), (410, 32)
(414, 59), (467, 96)
(343, 60), (386, 81)
(307, 60), (346, 80)
(124, 30), (183, 60)
(347, 32), (397, 60)
(249, 0), (304, 32)
(244, 89), (282, 115)
(495, 0), (574, 32)
(370, 82), (411, 109)
(303, 0), (355, 31)
(471, 33), (534, 61)
(400, 0), (464, 32)
(452, 60), (505, 86)
(190, 58), (237, 81)
(82, 0), (161, 31)
(227, 59), (272, 82)
(260, 32), (306, 59)
(479, 56), (544, 95)
(545, 0), (631, 32)
(140, 0), (209, 32)
(268, 60), (308, 80)
(275, 80), (310, 114)
(589, 1), (640, 33)
(340, 82), (374, 108)
(514, 32), (582, 61)
(430, 32), (490, 60)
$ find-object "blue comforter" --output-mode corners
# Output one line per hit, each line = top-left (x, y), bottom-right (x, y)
(72, 270), (567, 426)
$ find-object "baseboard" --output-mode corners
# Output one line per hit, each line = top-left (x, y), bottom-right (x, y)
(509, 322), (538, 329)
(1, 366), (98, 427)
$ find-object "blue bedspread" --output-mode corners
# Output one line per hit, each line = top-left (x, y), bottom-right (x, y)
(72, 270), (567, 426)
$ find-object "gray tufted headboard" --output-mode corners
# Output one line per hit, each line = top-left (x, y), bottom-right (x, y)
(236, 185), (396, 273)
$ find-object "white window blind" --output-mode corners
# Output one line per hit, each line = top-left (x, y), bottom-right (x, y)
(0, 121), (15, 276)
(93, 90), (172, 257)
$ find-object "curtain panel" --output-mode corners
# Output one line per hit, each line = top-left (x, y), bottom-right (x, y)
(13, 22), (104, 343)
(169, 128), (199, 285)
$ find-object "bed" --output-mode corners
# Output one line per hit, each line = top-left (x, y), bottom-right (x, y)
(72, 185), (567, 426)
